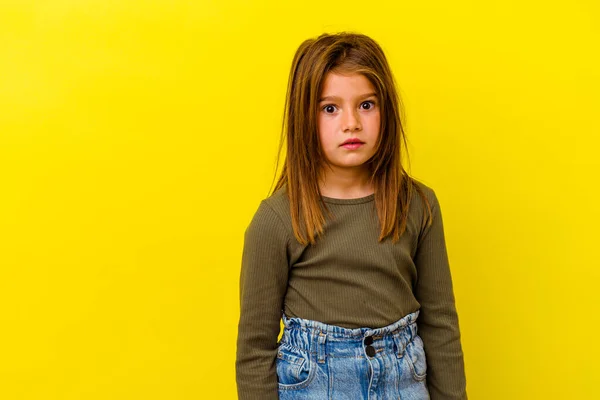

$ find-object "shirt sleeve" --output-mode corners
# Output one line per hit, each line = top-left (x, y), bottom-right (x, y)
(236, 200), (290, 400)
(413, 189), (468, 399)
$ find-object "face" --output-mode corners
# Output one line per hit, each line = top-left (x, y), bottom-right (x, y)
(317, 71), (380, 177)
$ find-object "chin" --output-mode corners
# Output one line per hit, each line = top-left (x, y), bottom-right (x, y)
(335, 161), (370, 169)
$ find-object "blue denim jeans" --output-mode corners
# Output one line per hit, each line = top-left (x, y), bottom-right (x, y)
(276, 310), (430, 399)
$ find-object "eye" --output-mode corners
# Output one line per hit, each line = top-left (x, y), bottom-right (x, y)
(322, 104), (337, 114)
(361, 101), (376, 110)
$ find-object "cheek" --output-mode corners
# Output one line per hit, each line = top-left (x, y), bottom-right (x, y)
(367, 113), (381, 135)
(317, 120), (335, 145)
(371, 112), (381, 127)
(319, 136), (335, 154)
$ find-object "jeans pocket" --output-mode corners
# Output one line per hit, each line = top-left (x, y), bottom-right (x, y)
(405, 335), (427, 381)
(276, 343), (315, 390)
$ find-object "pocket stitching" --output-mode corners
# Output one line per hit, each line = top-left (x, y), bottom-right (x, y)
(276, 345), (316, 390)
(406, 337), (427, 381)
(277, 348), (304, 365)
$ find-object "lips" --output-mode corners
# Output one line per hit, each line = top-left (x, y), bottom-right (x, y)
(341, 138), (364, 146)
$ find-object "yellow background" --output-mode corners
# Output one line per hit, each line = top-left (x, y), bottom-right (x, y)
(1, 0), (598, 398)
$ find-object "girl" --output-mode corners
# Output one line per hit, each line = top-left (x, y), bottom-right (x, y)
(236, 32), (467, 400)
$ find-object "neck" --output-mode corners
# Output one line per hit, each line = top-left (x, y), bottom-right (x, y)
(318, 166), (374, 199)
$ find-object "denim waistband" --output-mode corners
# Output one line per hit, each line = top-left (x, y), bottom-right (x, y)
(280, 310), (421, 363)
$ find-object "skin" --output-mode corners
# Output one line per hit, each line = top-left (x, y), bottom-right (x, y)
(316, 71), (381, 199)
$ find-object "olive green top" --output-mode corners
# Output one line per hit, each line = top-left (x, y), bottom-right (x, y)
(235, 180), (467, 399)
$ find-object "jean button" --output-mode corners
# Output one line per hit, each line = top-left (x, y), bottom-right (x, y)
(365, 345), (376, 357)
(364, 336), (374, 345)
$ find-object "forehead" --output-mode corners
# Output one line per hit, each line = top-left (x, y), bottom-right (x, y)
(319, 72), (376, 100)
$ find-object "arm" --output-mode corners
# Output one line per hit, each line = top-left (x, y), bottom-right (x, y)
(413, 189), (468, 400)
(236, 200), (290, 400)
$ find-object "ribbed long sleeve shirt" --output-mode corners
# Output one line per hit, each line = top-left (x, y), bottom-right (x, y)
(235, 180), (467, 399)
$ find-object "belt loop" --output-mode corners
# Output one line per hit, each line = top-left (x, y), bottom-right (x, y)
(392, 332), (406, 359)
(317, 330), (327, 363)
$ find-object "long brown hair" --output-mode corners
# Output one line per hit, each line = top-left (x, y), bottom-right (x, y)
(270, 32), (432, 245)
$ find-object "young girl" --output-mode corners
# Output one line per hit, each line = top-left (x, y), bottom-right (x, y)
(236, 32), (467, 400)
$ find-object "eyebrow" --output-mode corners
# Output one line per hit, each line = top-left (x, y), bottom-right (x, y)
(318, 92), (378, 103)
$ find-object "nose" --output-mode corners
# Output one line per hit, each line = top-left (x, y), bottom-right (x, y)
(343, 109), (362, 132)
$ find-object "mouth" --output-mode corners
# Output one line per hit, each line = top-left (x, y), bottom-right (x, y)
(340, 138), (365, 146)
(341, 142), (365, 150)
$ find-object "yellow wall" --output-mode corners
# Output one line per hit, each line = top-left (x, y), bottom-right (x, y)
(1, 0), (598, 398)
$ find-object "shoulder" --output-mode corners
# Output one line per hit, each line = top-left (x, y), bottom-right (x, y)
(263, 184), (290, 213)
(260, 184), (293, 227)
(245, 185), (291, 242)
(409, 178), (439, 212)
(407, 178), (442, 236)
